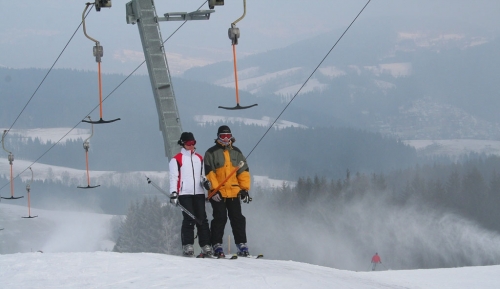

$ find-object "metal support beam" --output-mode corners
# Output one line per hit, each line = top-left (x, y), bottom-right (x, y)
(126, 0), (183, 159)
(160, 10), (214, 21)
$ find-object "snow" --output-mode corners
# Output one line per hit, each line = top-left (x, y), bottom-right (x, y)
(274, 78), (328, 97)
(0, 203), (114, 254)
(403, 139), (500, 157)
(0, 128), (89, 145)
(215, 67), (305, 95)
(364, 62), (412, 78)
(0, 158), (111, 183)
(0, 247), (500, 288)
(219, 61), (411, 96)
(0, 158), (289, 190)
(213, 66), (262, 86)
(194, 115), (307, 129)
(252, 175), (295, 189)
(373, 79), (396, 91)
(318, 66), (347, 78)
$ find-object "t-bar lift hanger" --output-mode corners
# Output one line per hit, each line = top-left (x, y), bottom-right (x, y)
(81, 2), (120, 124)
(219, 0), (257, 110)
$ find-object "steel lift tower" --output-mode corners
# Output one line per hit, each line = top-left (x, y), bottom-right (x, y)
(125, 0), (222, 159)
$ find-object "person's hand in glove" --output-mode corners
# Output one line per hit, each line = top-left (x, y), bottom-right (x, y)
(239, 190), (252, 203)
(211, 191), (222, 202)
(170, 192), (178, 206)
(202, 179), (211, 191)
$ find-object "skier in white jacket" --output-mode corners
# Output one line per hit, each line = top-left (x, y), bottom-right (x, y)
(169, 132), (212, 257)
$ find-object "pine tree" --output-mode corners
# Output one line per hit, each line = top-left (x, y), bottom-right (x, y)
(113, 200), (140, 253)
(113, 196), (181, 254)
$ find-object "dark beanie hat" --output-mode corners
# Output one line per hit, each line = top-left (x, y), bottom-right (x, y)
(217, 125), (231, 135)
(178, 132), (195, 145)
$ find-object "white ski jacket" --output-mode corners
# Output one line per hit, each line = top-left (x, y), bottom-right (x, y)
(169, 148), (205, 196)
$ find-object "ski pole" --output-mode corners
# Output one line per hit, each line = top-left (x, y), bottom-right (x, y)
(207, 161), (245, 200)
(146, 177), (202, 225)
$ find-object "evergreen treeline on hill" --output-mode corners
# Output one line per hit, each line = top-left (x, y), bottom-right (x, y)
(274, 153), (500, 234)
(113, 154), (500, 271)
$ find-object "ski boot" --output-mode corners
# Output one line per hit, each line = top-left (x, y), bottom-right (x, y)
(236, 243), (249, 257)
(182, 244), (194, 257)
(199, 245), (214, 258)
(212, 243), (225, 258)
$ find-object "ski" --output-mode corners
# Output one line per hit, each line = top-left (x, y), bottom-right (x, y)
(196, 253), (237, 260)
(238, 254), (264, 259)
(196, 253), (217, 259)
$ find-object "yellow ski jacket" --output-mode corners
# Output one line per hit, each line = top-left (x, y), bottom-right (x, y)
(204, 140), (250, 198)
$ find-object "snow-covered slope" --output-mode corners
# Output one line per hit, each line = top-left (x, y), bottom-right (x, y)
(0, 203), (115, 254)
(0, 251), (499, 289)
(0, 128), (89, 145)
(194, 115), (307, 129)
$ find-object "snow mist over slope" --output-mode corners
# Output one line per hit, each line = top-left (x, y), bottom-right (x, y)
(248, 189), (500, 271)
(0, 204), (114, 254)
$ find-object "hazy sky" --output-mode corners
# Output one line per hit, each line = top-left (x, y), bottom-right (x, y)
(0, 0), (499, 75)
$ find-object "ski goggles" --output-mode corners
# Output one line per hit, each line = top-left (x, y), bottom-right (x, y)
(218, 133), (232, 140)
(184, 140), (196, 146)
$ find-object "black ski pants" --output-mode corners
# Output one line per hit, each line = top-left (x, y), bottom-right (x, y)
(178, 194), (211, 247)
(210, 197), (247, 245)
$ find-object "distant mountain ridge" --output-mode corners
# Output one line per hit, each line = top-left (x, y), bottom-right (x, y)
(182, 22), (500, 140)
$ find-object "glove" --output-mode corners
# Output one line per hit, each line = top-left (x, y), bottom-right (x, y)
(211, 191), (222, 202)
(202, 179), (211, 191)
(239, 190), (252, 204)
(169, 192), (178, 206)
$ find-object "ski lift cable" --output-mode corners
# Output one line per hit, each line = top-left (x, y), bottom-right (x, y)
(245, 0), (372, 159)
(0, 1), (208, 193)
(3, 7), (94, 139)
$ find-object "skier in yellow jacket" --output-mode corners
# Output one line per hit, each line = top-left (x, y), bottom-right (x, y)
(204, 125), (251, 257)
